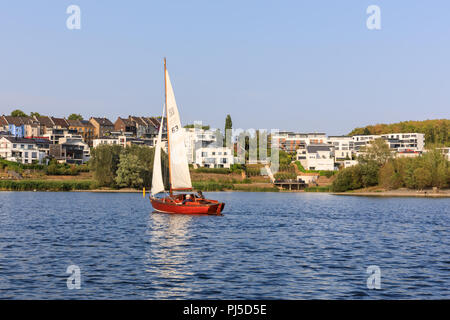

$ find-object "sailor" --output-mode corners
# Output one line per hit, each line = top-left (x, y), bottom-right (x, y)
(196, 190), (205, 199)
(182, 194), (194, 204)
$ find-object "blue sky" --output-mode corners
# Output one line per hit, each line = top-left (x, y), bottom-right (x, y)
(0, 0), (449, 135)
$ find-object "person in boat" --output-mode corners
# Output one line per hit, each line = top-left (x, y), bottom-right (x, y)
(196, 190), (205, 199)
(182, 194), (194, 204)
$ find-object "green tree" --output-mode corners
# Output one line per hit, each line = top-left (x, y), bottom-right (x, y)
(10, 109), (27, 117)
(359, 138), (392, 166)
(90, 144), (122, 187)
(413, 167), (432, 190)
(115, 153), (146, 188)
(224, 114), (232, 147)
(68, 113), (83, 121)
(30, 112), (41, 117)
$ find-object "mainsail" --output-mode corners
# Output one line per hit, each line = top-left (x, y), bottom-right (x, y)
(165, 66), (192, 190)
(151, 105), (166, 195)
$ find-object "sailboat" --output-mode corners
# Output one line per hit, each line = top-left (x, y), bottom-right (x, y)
(149, 59), (225, 215)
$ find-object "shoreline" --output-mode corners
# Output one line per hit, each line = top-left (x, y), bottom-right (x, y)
(333, 189), (450, 198)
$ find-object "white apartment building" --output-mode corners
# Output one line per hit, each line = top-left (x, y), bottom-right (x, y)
(272, 131), (327, 153)
(352, 135), (381, 151)
(183, 127), (218, 163)
(304, 144), (335, 171)
(327, 136), (355, 160)
(0, 137), (46, 164)
(195, 147), (234, 168)
(381, 133), (425, 152)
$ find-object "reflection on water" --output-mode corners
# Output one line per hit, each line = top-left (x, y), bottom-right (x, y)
(146, 213), (194, 299)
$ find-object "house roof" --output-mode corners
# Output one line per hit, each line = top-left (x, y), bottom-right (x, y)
(2, 116), (31, 126)
(145, 117), (160, 128)
(116, 117), (135, 126)
(51, 117), (69, 128)
(2, 136), (37, 144)
(306, 144), (333, 153)
(129, 116), (147, 126)
(36, 116), (55, 128)
(68, 119), (82, 126)
(68, 119), (94, 127)
(91, 117), (114, 126)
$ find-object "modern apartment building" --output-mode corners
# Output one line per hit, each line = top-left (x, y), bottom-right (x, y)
(195, 147), (234, 168)
(272, 131), (327, 153)
(0, 136), (47, 164)
(183, 127), (218, 164)
(381, 133), (425, 152)
(328, 136), (355, 160)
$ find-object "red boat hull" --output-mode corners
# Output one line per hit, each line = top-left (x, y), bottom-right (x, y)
(150, 195), (225, 215)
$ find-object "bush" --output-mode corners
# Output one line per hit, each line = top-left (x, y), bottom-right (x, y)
(193, 167), (231, 174)
(274, 172), (297, 180)
(0, 180), (93, 191)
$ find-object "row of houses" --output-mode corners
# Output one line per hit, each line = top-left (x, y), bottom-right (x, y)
(0, 115), (165, 145)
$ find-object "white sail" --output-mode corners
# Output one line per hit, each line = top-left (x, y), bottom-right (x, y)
(151, 105), (166, 195)
(165, 68), (192, 190)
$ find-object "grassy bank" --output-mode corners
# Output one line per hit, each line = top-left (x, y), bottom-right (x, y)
(304, 186), (331, 192)
(0, 180), (94, 191)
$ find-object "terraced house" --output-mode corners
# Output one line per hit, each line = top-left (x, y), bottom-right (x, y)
(89, 117), (114, 138)
(68, 119), (95, 146)
(0, 116), (41, 137)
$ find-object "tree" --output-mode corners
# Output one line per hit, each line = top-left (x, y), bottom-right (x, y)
(224, 114), (232, 147)
(68, 113), (83, 121)
(413, 167), (432, 190)
(115, 153), (146, 188)
(30, 112), (41, 117)
(90, 144), (122, 187)
(10, 109), (27, 117)
(359, 138), (392, 166)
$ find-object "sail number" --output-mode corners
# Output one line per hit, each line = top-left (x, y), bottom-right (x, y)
(171, 125), (179, 133)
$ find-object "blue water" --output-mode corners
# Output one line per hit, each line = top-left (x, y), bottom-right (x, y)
(0, 191), (449, 299)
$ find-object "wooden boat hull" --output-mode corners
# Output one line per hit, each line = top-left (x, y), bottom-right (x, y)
(150, 196), (225, 215)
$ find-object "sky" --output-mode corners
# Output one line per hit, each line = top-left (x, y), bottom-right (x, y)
(0, 0), (449, 135)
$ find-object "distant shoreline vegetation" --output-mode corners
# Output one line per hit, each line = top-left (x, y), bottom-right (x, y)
(349, 119), (449, 147)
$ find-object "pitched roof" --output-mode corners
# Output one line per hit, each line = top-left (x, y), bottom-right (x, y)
(116, 117), (135, 126)
(3, 116), (29, 126)
(129, 116), (146, 126)
(91, 117), (114, 126)
(36, 116), (55, 128)
(51, 117), (69, 128)
(68, 119), (82, 126)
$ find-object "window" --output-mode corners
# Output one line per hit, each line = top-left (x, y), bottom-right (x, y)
(32, 152), (37, 158)
(25, 152), (28, 158)
(13, 144), (17, 148)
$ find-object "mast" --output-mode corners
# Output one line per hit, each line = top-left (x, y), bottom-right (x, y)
(164, 58), (173, 195)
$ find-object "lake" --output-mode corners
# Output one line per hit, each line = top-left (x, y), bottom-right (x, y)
(0, 191), (449, 299)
